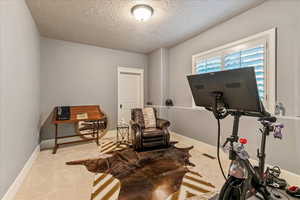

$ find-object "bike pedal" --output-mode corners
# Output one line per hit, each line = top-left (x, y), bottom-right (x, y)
(286, 186), (300, 199)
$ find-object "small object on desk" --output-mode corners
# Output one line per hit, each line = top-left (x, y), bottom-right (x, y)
(117, 122), (130, 146)
(56, 106), (70, 120)
(76, 112), (88, 120)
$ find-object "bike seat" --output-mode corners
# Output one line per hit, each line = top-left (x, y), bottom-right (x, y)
(258, 116), (277, 123)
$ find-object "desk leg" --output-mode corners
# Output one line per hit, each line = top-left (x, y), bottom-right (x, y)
(93, 121), (100, 146)
(96, 132), (99, 146)
(117, 127), (119, 144)
(127, 128), (130, 145)
(96, 121), (99, 146)
(53, 124), (58, 154)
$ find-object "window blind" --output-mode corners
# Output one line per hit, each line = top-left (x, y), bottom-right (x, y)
(241, 46), (265, 100)
(224, 52), (241, 70)
(195, 57), (221, 74)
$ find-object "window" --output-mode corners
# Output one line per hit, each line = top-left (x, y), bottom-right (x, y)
(195, 57), (222, 74)
(192, 29), (276, 113)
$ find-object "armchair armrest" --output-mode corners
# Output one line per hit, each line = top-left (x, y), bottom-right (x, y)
(130, 120), (142, 131)
(156, 118), (170, 129)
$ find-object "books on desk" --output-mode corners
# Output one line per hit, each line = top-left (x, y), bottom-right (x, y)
(76, 113), (88, 120)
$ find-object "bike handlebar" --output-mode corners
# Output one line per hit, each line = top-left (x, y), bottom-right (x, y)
(258, 116), (277, 123)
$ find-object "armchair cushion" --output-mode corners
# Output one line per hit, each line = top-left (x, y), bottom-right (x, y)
(142, 108), (156, 128)
(143, 128), (164, 138)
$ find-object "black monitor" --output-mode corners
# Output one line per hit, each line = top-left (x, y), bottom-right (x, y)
(187, 67), (263, 115)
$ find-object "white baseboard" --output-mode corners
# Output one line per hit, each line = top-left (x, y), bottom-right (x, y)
(40, 138), (55, 150)
(172, 132), (300, 186)
(1, 145), (40, 200)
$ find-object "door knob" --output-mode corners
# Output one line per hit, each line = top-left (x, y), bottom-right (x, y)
(120, 104), (123, 109)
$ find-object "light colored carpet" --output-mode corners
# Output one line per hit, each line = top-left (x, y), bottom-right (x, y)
(14, 131), (299, 200)
(13, 132), (225, 200)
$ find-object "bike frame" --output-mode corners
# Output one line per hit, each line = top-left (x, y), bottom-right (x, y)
(225, 112), (273, 199)
(208, 93), (276, 199)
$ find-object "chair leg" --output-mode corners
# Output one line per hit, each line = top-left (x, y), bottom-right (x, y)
(134, 132), (142, 151)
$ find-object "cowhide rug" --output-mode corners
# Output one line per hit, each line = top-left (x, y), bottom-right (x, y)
(66, 144), (215, 200)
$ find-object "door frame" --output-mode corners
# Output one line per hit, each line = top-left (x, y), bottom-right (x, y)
(117, 66), (144, 122)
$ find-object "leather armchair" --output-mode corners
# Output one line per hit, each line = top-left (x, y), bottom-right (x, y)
(130, 108), (170, 151)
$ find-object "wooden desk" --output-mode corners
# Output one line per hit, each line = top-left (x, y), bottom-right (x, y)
(52, 105), (106, 154)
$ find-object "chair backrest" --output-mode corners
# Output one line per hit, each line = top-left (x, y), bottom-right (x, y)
(131, 108), (157, 128)
(131, 108), (144, 127)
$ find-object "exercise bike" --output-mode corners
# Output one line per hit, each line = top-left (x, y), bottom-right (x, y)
(214, 106), (284, 200)
(186, 68), (285, 200)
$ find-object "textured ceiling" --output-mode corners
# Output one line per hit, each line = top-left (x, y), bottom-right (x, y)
(26, 0), (265, 53)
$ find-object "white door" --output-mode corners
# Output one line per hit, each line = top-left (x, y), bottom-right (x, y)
(118, 67), (144, 124)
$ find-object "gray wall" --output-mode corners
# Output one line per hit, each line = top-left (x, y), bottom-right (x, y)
(0, 0), (40, 198)
(40, 38), (148, 140)
(148, 49), (163, 105)
(165, 0), (300, 174)
(148, 48), (169, 106)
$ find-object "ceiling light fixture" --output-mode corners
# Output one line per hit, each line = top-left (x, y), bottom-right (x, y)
(131, 4), (154, 22)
